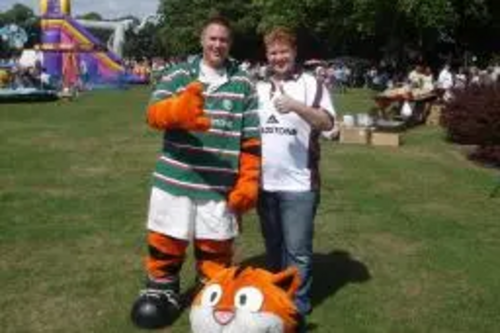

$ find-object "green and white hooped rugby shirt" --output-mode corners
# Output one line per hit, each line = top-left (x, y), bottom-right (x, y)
(148, 56), (260, 201)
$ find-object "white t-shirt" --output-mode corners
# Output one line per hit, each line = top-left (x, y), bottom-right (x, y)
(257, 72), (335, 192)
(408, 70), (422, 86)
(437, 68), (453, 90)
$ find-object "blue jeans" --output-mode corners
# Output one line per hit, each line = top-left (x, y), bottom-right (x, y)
(257, 190), (319, 317)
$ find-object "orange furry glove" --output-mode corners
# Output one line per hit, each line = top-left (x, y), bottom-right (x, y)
(228, 138), (261, 214)
(147, 81), (211, 132)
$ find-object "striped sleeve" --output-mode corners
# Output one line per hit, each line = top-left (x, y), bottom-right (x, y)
(149, 66), (191, 104)
(241, 84), (260, 141)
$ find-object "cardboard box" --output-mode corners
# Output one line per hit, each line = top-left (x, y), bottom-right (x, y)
(371, 131), (401, 147)
(340, 126), (371, 145)
(426, 104), (442, 126)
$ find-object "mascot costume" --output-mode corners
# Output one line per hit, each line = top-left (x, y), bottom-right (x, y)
(191, 262), (301, 333)
(131, 54), (261, 330)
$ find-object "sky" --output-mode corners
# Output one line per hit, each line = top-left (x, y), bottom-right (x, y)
(0, 0), (159, 19)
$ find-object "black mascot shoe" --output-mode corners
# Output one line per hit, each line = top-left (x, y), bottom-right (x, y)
(130, 280), (181, 329)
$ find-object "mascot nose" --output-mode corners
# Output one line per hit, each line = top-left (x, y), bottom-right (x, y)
(213, 310), (235, 325)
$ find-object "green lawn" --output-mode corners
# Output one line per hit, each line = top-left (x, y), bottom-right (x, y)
(1, 87), (499, 333)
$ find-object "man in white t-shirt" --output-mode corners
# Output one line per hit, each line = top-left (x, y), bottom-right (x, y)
(437, 64), (453, 90)
(256, 27), (335, 331)
(437, 63), (454, 100)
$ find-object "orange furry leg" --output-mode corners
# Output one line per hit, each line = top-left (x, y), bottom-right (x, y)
(194, 239), (234, 272)
(146, 231), (189, 280)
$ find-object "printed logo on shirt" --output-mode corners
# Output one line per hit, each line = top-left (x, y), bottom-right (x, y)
(222, 99), (233, 111)
(266, 115), (279, 124)
(261, 126), (297, 136)
(212, 118), (233, 129)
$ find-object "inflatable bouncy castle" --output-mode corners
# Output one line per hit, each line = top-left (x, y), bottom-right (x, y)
(37, 0), (142, 88)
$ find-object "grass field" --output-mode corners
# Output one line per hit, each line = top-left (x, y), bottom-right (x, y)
(1, 87), (499, 333)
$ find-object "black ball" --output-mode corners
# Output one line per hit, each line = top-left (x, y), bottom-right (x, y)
(130, 295), (176, 329)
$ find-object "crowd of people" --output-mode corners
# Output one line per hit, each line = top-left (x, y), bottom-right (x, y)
(0, 57), (52, 90)
(3, 48), (498, 98)
(364, 62), (500, 93)
(122, 55), (500, 100)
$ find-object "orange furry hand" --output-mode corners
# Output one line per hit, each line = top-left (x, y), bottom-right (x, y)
(147, 81), (211, 132)
(228, 139), (261, 214)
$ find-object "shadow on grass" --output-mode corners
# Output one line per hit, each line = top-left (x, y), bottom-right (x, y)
(240, 250), (371, 306)
(310, 250), (371, 307)
(240, 250), (370, 331)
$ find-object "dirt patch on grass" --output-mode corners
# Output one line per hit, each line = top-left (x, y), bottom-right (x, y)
(385, 269), (483, 328)
(69, 164), (110, 177)
(362, 231), (421, 257)
(373, 180), (404, 194)
(406, 201), (459, 217)
(30, 185), (77, 198)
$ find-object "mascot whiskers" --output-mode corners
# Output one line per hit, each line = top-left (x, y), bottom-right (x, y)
(190, 262), (301, 333)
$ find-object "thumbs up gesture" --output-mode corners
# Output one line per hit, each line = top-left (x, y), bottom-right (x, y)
(272, 82), (301, 114)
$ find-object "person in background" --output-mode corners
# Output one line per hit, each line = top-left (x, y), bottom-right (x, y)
(256, 26), (335, 332)
(437, 64), (453, 90)
(490, 62), (500, 83)
(421, 66), (435, 92)
(455, 67), (468, 89)
(437, 63), (454, 100)
(130, 15), (261, 329)
(408, 64), (425, 89)
(40, 67), (52, 89)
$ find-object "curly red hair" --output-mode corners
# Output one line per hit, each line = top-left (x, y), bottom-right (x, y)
(264, 27), (296, 49)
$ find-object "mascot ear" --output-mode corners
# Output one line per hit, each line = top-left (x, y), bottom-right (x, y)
(271, 267), (301, 298)
(199, 261), (226, 281)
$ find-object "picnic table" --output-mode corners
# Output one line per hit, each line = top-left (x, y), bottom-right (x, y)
(373, 87), (438, 125)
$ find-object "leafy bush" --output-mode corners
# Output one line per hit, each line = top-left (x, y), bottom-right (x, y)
(441, 84), (500, 166)
(469, 146), (500, 168)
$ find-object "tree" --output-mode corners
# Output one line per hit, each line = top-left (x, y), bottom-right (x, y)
(123, 22), (165, 59)
(76, 12), (103, 21)
(0, 4), (38, 57)
(146, 0), (499, 65)
(158, 0), (260, 59)
(450, 0), (499, 64)
(0, 3), (35, 24)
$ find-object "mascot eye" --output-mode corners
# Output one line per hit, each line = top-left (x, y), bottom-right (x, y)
(234, 287), (264, 312)
(200, 284), (223, 307)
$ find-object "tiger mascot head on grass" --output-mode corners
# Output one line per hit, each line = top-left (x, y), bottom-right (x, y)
(190, 262), (301, 333)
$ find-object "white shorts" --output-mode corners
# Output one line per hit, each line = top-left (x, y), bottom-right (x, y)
(147, 187), (238, 241)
